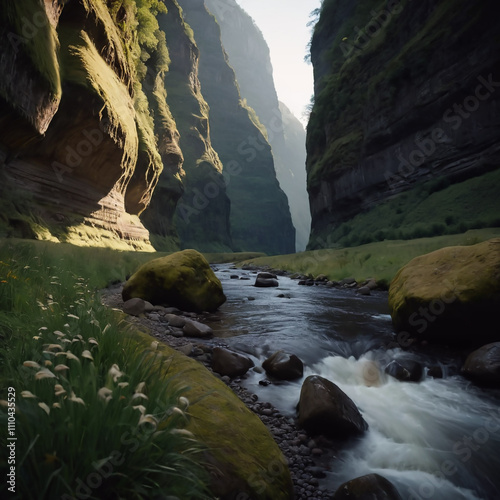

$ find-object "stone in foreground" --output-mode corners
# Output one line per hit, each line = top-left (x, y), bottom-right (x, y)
(262, 350), (304, 380)
(298, 375), (368, 438)
(462, 342), (500, 387)
(211, 347), (255, 377)
(333, 473), (402, 499)
(388, 238), (500, 346)
(122, 249), (226, 312)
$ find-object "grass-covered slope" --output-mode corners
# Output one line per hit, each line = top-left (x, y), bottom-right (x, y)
(241, 229), (500, 285)
(0, 240), (293, 499)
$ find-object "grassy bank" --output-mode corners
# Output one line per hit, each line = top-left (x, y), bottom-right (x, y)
(240, 229), (500, 285)
(0, 240), (210, 499)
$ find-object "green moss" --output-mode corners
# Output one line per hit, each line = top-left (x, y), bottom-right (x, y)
(127, 327), (293, 499)
(122, 249), (226, 311)
(3, 0), (61, 98)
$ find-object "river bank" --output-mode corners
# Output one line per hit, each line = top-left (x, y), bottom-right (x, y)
(102, 262), (500, 500)
(101, 280), (337, 499)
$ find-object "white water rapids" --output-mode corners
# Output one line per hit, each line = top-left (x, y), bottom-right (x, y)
(206, 266), (500, 499)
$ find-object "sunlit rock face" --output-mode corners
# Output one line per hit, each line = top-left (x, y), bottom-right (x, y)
(306, 0), (500, 249)
(178, 0), (296, 255)
(0, 0), (181, 250)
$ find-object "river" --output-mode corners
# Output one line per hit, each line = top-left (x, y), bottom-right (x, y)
(206, 265), (500, 500)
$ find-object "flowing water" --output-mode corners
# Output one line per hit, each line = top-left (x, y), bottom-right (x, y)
(206, 266), (500, 499)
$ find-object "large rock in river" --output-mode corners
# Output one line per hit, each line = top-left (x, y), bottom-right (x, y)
(333, 473), (402, 500)
(462, 342), (500, 387)
(388, 239), (500, 346)
(262, 350), (304, 380)
(298, 375), (368, 438)
(122, 249), (226, 312)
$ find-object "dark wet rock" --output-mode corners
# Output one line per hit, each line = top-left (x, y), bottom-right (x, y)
(263, 351), (304, 380)
(123, 297), (146, 316)
(427, 366), (444, 378)
(333, 473), (402, 499)
(357, 286), (371, 296)
(385, 359), (423, 382)
(333, 474), (402, 500)
(462, 342), (500, 387)
(211, 347), (254, 377)
(230, 274), (239, 279)
(339, 277), (356, 286)
(183, 320), (213, 338)
(257, 271), (278, 279)
(255, 272), (279, 287)
(362, 279), (378, 290)
(298, 375), (368, 438)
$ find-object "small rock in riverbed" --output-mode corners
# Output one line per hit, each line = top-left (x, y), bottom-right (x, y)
(183, 320), (213, 338)
(123, 297), (147, 316)
(165, 313), (186, 328)
(211, 347), (254, 377)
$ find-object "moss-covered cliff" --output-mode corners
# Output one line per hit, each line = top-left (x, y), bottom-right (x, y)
(178, 0), (296, 255)
(0, 0), (184, 250)
(307, 0), (500, 249)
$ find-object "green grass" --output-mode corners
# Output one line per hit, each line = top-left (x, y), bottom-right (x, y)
(0, 240), (210, 499)
(312, 170), (500, 248)
(240, 229), (500, 285)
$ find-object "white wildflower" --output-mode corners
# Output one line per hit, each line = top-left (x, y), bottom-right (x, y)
(21, 391), (37, 399)
(23, 361), (41, 369)
(97, 387), (113, 403)
(81, 350), (93, 361)
(35, 368), (57, 380)
(108, 364), (124, 382)
(38, 402), (50, 415)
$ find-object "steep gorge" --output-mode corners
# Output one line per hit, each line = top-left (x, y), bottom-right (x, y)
(177, 0), (296, 255)
(306, 0), (500, 248)
(205, 0), (311, 251)
(0, 0), (296, 255)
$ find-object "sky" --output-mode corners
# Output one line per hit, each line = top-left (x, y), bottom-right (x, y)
(235, 0), (322, 125)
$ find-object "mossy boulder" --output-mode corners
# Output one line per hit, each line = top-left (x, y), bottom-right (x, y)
(122, 249), (226, 312)
(388, 239), (500, 346)
(127, 328), (293, 499)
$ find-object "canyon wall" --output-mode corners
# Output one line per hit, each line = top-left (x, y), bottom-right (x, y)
(206, 0), (310, 251)
(178, 0), (295, 254)
(306, 0), (500, 248)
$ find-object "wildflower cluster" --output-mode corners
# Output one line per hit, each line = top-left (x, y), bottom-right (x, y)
(0, 243), (210, 499)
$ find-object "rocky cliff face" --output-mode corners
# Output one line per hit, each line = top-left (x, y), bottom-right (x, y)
(155, 0), (233, 252)
(206, 0), (310, 251)
(0, 0), (296, 255)
(0, 0), (183, 250)
(178, 0), (295, 255)
(307, 0), (500, 248)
